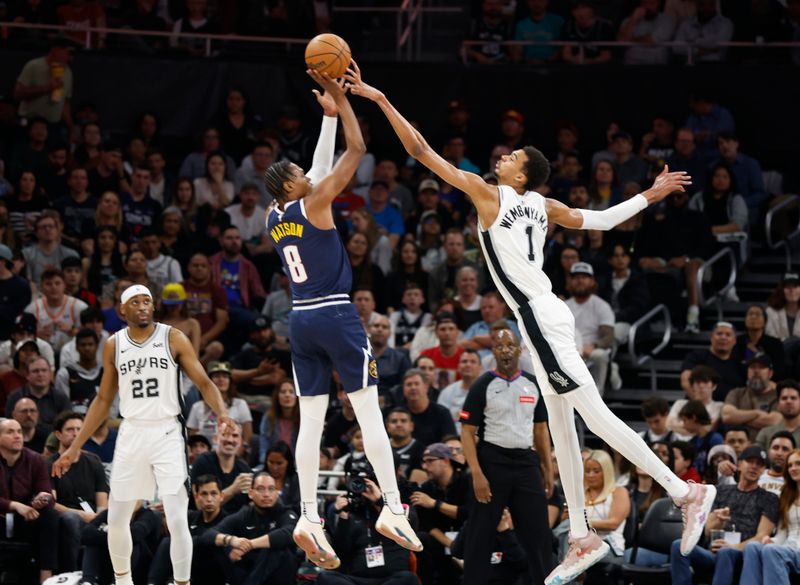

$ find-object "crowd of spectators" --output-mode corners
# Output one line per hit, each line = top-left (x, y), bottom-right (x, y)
(0, 21), (799, 585)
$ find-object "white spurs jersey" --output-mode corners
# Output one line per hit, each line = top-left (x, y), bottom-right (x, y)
(114, 323), (182, 421)
(478, 185), (552, 310)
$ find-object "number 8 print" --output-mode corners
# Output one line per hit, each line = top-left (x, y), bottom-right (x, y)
(283, 245), (309, 283)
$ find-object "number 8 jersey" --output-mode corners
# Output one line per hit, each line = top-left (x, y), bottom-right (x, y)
(266, 199), (353, 301)
(114, 322), (182, 421)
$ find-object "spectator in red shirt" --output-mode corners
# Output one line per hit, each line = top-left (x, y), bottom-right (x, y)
(0, 418), (59, 583)
(672, 440), (702, 483)
(0, 341), (41, 412)
(332, 175), (365, 222)
(57, 0), (106, 48)
(420, 312), (465, 388)
(183, 253), (228, 362)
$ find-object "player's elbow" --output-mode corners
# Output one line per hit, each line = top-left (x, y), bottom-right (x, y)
(409, 141), (429, 160)
(347, 139), (367, 156)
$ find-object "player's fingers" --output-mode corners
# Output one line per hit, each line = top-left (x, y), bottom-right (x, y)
(351, 58), (361, 75)
(311, 89), (321, 98)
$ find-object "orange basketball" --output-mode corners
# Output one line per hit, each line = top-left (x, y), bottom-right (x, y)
(305, 33), (352, 79)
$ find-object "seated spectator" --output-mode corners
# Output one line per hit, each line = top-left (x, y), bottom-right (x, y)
(365, 180), (403, 250)
(54, 328), (103, 414)
(170, 0), (219, 56)
(637, 190), (714, 332)
(679, 400), (724, 476)
(735, 304), (786, 379)
(681, 322), (745, 400)
(347, 235), (388, 312)
(0, 313), (54, 375)
(235, 142), (276, 207)
(758, 430), (795, 495)
(611, 132), (649, 189)
(215, 88), (263, 165)
(263, 441), (300, 513)
(443, 135), (481, 175)
(462, 294), (522, 360)
(586, 160), (621, 211)
(374, 159), (414, 218)
(722, 352), (780, 440)
(82, 417), (117, 477)
(179, 126), (236, 182)
(5, 356), (69, 433)
(705, 444), (737, 486)
(188, 361), (252, 453)
(598, 244), (650, 344)
(712, 130), (767, 223)
(421, 312), (466, 388)
(41, 144), (70, 202)
(548, 152), (583, 204)
(437, 349), (482, 432)
(755, 380), (800, 449)
(327, 426), (368, 491)
(565, 262), (615, 394)
(386, 407), (426, 482)
(401, 369), (457, 446)
(410, 442), (471, 585)
(183, 253), (228, 361)
(389, 283), (432, 350)
(88, 143), (128, 200)
(145, 149), (174, 207)
(141, 229), (183, 291)
(148, 474), (227, 585)
(259, 381), (299, 462)
(638, 396), (675, 446)
(666, 127), (707, 196)
(229, 316), (289, 396)
(669, 365), (724, 439)
(194, 151), (234, 210)
(59, 307), (109, 370)
(157, 207), (193, 269)
(671, 440), (702, 482)
(464, 0), (513, 64)
(429, 229), (479, 311)
(351, 207), (393, 276)
(188, 434), (211, 466)
(190, 422), (252, 514)
(7, 118), (49, 182)
(624, 464), (669, 566)
(160, 283), (201, 360)
(407, 178), (454, 239)
(22, 211), (79, 286)
(24, 267), (88, 353)
(101, 277), (132, 334)
(371, 314), (411, 399)
(80, 500), (161, 585)
(203, 472), (298, 585)
(1, 341), (41, 410)
(561, 1), (614, 64)
(122, 164), (162, 242)
(53, 167), (97, 249)
(725, 426), (752, 458)
(767, 274), (800, 355)
(48, 411), (108, 572)
(689, 163), (750, 258)
(510, 0), (564, 64)
(323, 388), (358, 458)
(6, 172), (49, 249)
(62, 255), (97, 308)
(618, 0), (676, 64)
(453, 266), (483, 330)
(670, 445), (777, 585)
(639, 115), (676, 176)
(0, 418), (59, 583)
(12, 397), (47, 453)
(673, 0), (734, 62)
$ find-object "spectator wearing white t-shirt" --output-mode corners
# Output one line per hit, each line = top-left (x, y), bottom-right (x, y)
(437, 349), (482, 433)
(226, 183), (272, 263)
(668, 365), (724, 440)
(140, 229), (183, 291)
(24, 268), (88, 353)
(565, 262), (615, 395)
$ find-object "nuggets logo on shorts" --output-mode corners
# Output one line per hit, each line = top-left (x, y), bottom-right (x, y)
(369, 359), (378, 379)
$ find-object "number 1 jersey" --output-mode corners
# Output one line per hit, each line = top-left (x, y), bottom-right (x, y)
(114, 322), (182, 421)
(267, 199), (352, 300)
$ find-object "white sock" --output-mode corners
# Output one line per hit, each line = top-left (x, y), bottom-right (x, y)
(383, 490), (404, 514)
(570, 508), (589, 538)
(302, 500), (321, 523)
(296, 395), (329, 524)
(114, 573), (133, 585)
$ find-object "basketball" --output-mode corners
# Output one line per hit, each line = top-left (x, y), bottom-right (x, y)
(305, 33), (352, 79)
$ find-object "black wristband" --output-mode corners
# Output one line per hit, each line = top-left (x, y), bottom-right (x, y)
(434, 500), (442, 512)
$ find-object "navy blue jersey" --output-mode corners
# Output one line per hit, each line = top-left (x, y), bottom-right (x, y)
(267, 199), (352, 300)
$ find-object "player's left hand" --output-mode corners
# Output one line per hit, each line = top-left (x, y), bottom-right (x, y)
(644, 165), (692, 203)
(313, 84), (344, 117)
(307, 69), (346, 98)
(218, 414), (236, 437)
(409, 491), (435, 509)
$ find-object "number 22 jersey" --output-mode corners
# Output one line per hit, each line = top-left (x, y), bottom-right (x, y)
(114, 322), (182, 421)
(266, 199), (352, 300)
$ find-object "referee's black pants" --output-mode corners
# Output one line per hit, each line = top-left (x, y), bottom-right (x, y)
(463, 442), (552, 585)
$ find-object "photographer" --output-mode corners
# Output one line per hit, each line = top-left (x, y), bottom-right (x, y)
(320, 474), (418, 585)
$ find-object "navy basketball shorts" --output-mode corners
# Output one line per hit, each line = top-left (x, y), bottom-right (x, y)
(288, 302), (379, 396)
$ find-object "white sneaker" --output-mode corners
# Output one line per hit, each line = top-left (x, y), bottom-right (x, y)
(673, 482), (717, 555)
(545, 531), (610, 585)
(609, 362), (622, 391)
(375, 506), (423, 551)
(293, 516), (340, 569)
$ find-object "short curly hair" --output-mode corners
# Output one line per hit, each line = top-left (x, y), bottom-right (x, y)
(263, 160), (294, 203)
(522, 146), (550, 190)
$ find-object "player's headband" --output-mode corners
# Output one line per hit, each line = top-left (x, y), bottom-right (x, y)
(121, 284), (153, 305)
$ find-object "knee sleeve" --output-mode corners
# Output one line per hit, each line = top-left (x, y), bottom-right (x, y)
(162, 490), (192, 582)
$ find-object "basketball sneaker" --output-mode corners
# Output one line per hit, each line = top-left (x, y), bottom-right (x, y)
(673, 481), (717, 555)
(293, 516), (341, 569)
(375, 506), (423, 551)
(544, 531), (610, 585)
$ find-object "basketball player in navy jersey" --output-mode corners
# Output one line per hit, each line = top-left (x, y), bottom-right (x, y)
(53, 284), (235, 585)
(262, 70), (422, 569)
(346, 63), (716, 585)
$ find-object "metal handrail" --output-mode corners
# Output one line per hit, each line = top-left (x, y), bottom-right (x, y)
(765, 194), (800, 271)
(627, 303), (672, 392)
(697, 247), (737, 321)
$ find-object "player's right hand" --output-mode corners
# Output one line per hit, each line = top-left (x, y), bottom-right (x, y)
(343, 60), (384, 102)
(52, 447), (79, 478)
(472, 473), (492, 504)
(307, 69), (346, 97)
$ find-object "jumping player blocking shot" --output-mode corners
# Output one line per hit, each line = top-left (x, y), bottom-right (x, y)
(345, 62), (715, 585)
(262, 70), (422, 569)
(53, 284), (235, 585)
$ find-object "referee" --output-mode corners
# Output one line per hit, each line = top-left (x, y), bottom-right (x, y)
(460, 325), (553, 585)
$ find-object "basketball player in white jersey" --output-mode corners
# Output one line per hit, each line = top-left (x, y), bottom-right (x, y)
(346, 64), (716, 585)
(53, 284), (234, 585)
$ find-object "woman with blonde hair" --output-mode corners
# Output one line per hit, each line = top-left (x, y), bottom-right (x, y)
(351, 207), (392, 275)
(86, 191), (130, 255)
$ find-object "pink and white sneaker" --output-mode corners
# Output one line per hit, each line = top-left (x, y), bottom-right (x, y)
(672, 481), (717, 555)
(293, 516), (341, 569)
(545, 531), (610, 585)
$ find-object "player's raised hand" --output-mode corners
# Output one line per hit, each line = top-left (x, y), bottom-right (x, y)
(52, 446), (79, 478)
(307, 69), (345, 98)
(343, 60), (384, 102)
(643, 164), (692, 204)
(218, 414), (237, 437)
(312, 78), (346, 117)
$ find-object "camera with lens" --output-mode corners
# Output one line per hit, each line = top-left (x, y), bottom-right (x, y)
(343, 466), (377, 513)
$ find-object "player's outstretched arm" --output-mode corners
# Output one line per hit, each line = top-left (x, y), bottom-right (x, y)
(344, 61), (498, 220)
(306, 86), (340, 185)
(546, 165), (691, 230)
(305, 70), (364, 214)
(170, 328), (234, 431)
(53, 338), (119, 477)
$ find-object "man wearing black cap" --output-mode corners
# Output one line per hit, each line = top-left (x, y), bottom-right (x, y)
(229, 316), (289, 395)
(670, 445), (778, 585)
(722, 352), (780, 440)
(766, 272), (800, 340)
(367, 180), (404, 250)
(0, 244), (31, 340)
